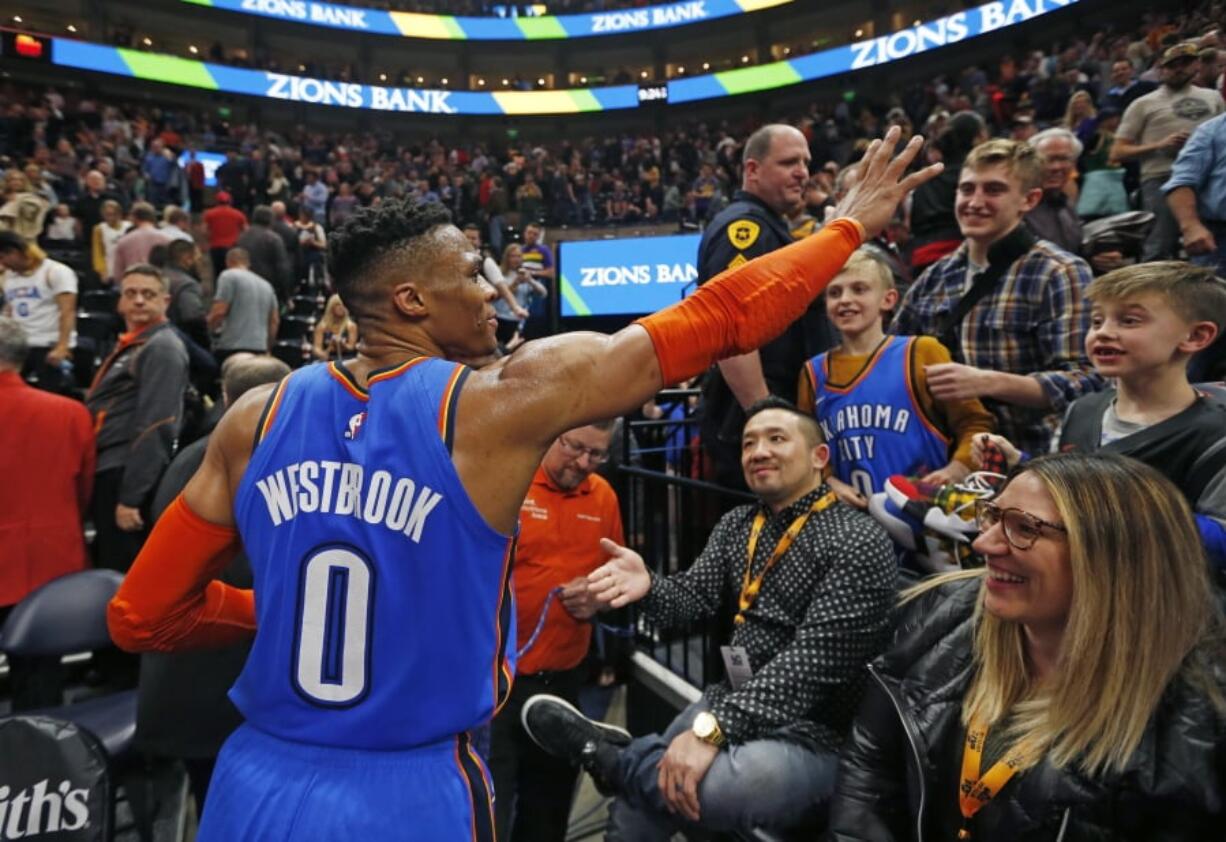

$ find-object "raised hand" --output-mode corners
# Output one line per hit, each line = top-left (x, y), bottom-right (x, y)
(834, 126), (944, 239)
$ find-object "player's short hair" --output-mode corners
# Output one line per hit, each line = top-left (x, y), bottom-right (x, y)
(964, 138), (1043, 192)
(837, 249), (895, 292)
(120, 263), (167, 291)
(1088, 261), (1226, 333)
(327, 199), (453, 323)
(743, 395), (821, 449)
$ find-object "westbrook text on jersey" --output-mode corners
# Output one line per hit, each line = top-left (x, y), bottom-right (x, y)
(253, 460), (443, 542)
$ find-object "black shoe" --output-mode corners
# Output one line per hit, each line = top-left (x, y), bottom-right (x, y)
(521, 694), (630, 794)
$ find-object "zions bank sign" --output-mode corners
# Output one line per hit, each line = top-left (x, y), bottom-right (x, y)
(51, 0), (1079, 116)
(850, 0), (1076, 69)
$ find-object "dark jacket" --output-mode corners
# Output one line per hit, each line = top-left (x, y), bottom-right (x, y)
(236, 224), (291, 298)
(84, 320), (189, 507)
(828, 578), (1226, 841)
(697, 190), (835, 469)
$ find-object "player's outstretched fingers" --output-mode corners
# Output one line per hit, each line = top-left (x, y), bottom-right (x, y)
(883, 134), (926, 184)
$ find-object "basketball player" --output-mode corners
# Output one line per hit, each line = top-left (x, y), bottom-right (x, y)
(107, 128), (938, 840)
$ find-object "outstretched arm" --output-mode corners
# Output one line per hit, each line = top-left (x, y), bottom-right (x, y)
(488, 129), (939, 442)
(107, 385), (271, 651)
(459, 130), (939, 532)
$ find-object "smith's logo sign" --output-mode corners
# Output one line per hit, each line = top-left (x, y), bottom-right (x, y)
(0, 779), (91, 838)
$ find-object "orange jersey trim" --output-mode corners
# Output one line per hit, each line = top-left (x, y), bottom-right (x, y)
(367, 356), (428, 388)
(821, 336), (897, 394)
(256, 376), (292, 444)
(491, 537), (516, 716)
(327, 361), (368, 402)
(436, 364), (467, 442)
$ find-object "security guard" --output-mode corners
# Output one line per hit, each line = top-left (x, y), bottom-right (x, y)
(697, 124), (835, 489)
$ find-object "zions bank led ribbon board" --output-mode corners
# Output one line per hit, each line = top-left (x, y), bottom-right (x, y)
(181, 0), (792, 40)
(51, 0), (1079, 116)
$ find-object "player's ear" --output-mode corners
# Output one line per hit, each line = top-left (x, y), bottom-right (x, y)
(390, 281), (429, 318)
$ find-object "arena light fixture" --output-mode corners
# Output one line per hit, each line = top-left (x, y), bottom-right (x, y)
(12, 16), (22, 24)
(67, 24), (78, 33)
(142, 37), (153, 46)
(379, 73), (387, 81)
(478, 78), (486, 86)
(855, 28), (863, 37)
(189, 45), (199, 54)
(441, 77), (448, 85)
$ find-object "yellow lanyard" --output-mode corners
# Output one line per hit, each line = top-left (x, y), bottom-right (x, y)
(956, 718), (1036, 840)
(736, 492), (836, 625)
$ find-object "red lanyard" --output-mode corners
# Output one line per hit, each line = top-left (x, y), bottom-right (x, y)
(737, 492), (836, 624)
(956, 717), (1036, 839)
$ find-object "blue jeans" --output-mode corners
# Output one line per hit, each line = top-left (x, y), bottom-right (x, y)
(606, 700), (837, 840)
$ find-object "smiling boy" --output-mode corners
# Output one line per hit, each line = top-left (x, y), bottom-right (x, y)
(975, 261), (1226, 566)
(797, 249), (995, 508)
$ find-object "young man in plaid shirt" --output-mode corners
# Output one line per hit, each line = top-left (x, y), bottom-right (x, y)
(891, 139), (1102, 456)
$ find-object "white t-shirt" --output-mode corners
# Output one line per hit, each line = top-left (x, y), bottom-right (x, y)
(3, 257), (78, 347)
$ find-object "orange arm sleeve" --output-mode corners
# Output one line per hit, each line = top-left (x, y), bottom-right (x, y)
(636, 218), (864, 385)
(912, 337), (997, 467)
(107, 494), (256, 652)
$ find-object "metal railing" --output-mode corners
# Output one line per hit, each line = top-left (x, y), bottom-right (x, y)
(615, 388), (752, 692)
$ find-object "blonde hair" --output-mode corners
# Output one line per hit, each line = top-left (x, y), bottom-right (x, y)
(318, 294), (354, 335)
(906, 453), (1224, 777)
(500, 243), (523, 276)
(1061, 90), (1097, 128)
(836, 249), (895, 292)
(1087, 260), (1226, 334)
(964, 138), (1043, 192)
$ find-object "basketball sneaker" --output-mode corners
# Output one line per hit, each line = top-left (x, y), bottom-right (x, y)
(521, 694), (632, 795)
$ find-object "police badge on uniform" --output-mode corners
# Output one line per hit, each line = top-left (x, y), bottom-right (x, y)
(726, 219), (760, 251)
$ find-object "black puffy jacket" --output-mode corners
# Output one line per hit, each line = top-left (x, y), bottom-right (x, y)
(827, 578), (1226, 841)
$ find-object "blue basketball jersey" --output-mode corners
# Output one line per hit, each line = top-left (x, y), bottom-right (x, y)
(231, 358), (516, 751)
(806, 336), (950, 497)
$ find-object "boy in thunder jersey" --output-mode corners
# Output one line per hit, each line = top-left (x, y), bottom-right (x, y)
(798, 249), (994, 506)
(106, 128), (939, 841)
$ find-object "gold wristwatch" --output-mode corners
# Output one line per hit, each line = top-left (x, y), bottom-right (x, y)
(692, 711), (726, 748)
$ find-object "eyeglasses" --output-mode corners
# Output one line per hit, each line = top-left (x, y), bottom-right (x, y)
(975, 500), (1067, 550)
(557, 434), (609, 465)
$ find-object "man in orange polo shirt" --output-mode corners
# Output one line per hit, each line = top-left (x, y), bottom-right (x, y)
(489, 419), (627, 842)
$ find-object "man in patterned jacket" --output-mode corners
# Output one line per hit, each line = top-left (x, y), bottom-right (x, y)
(521, 397), (896, 840)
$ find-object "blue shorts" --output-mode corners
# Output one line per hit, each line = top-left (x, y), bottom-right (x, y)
(198, 724), (494, 841)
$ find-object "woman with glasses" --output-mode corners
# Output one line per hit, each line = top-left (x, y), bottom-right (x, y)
(828, 452), (1226, 841)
